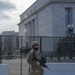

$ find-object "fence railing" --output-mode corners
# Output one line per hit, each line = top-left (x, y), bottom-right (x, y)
(0, 36), (75, 60)
(0, 36), (75, 75)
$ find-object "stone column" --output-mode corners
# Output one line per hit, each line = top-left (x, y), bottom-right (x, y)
(35, 14), (38, 36)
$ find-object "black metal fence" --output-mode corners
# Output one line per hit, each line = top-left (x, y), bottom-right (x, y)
(0, 36), (75, 75)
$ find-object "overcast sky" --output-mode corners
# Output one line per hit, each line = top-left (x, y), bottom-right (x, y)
(0, 0), (36, 33)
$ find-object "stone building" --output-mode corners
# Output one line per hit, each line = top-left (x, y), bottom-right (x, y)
(1, 31), (19, 55)
(18, 0), (75, 53)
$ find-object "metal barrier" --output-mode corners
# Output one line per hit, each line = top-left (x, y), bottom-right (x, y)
(44, 63), (75, 75)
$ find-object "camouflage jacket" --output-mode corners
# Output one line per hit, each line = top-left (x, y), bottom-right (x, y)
(27, 50), (43, 69)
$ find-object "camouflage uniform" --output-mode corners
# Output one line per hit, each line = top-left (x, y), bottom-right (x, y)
(27, 41), (44, 75)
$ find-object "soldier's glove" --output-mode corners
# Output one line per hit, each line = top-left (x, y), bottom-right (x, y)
(36, 61), (40, 66)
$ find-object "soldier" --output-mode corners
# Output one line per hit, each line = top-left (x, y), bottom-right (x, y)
(27, 41), (44, 75)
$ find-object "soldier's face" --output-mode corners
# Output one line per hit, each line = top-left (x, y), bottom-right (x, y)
(33, 45), (39, 51)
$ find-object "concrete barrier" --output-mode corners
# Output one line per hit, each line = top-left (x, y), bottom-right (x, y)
(44, 63), (75, 75)
(0, 64), (8, 75)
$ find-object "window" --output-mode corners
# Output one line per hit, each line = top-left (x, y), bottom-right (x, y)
(29, 22), (32, 36)
(24, 14), (27, 19)
(24, 24), (27, 36)
(65, 8), (73, 25)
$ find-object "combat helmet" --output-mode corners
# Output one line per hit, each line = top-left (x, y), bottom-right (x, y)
(31, 41), (39, 48)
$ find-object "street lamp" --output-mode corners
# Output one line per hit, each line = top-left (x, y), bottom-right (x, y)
(68, 24), (73, 35)
(67, 24), (74, 59)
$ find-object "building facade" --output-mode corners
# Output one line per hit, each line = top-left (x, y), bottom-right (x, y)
(1, 31), (19, 55)
(18, 0), (75, 54)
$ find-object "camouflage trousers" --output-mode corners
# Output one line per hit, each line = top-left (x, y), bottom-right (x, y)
(29, 67), (44, 75)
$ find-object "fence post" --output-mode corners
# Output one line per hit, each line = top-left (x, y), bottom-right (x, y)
(51, 53), (52, 60)
(58, 37), (61, 63)
(0, 36), (2, 64)
(58, 53), (60, 62)
(40, 37), (42, 54)
(20, 36), (22, 75)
